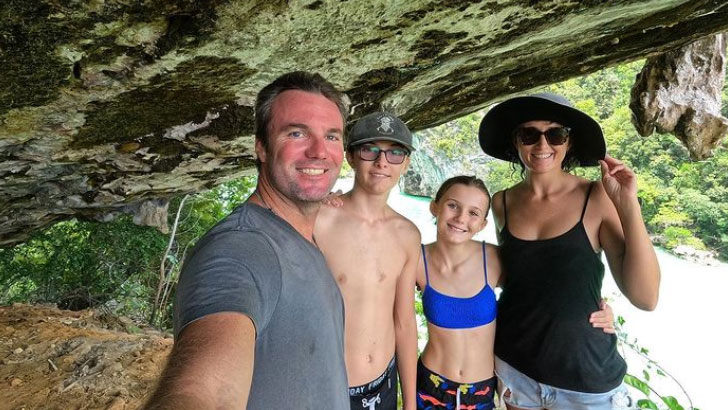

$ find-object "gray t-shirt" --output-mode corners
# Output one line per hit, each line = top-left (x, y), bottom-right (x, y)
(174, 203), (349, 409)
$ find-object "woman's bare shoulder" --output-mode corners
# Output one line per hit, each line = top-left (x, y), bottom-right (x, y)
(490, 190), (506, 225)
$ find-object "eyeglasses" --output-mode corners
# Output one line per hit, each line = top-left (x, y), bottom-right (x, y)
(357, 144), (409, 164)
(513, 126), (570, 146)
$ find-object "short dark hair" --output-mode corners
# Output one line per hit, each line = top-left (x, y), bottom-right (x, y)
(434, 175), (491, 218)
(254, 71), (348, 168)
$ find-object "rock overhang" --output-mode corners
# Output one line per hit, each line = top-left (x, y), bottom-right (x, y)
(1, 0), (728, 246)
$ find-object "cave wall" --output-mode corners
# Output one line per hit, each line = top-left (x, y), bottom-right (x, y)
(631, 34), (727, 159)
(2, 0), (728, 245)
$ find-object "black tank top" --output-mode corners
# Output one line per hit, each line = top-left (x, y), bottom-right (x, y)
(494, 183), (626, 393)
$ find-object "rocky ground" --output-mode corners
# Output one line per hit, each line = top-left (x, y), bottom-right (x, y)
(0, 304), (171, 410)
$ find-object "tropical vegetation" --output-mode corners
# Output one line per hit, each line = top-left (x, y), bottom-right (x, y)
(423, 60), (728, 262)
(0, 60), (724, 410)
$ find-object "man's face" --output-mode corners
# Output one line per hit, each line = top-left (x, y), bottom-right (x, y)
(347, 140), (410, 195)
(256, 90), (344, 205)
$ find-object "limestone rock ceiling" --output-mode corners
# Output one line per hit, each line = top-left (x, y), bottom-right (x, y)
(1, 0), (728, 246)
(631, 34), (727, 160)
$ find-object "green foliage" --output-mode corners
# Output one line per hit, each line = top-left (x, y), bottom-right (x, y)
(624, 374), (650, 396)
(482, 160), (522, 193)
(661, 226), (706, 250)
(617, 316), (696, 410)
(661, 396), (686, 410)
(0, 217), (167, 319)
(464, 60), (728, 261)
(0, 175), (257, 328)
(650, 202), (690, 228)
(340, 159), (353, 177)
(545, 61), (643, 120)
(723, 69), (728, 118)
(149, 175), (257, 328)
(170, 176), (258, 252)
(425, 112), (482, 158)
(638, 399), (660, 409)
(566, 65), (727, 260)
(422, 59), (726, 261)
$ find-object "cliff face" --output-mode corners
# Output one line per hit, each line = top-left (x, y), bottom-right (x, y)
(631, 34), (727, 160)
(2, 0), (728, 245)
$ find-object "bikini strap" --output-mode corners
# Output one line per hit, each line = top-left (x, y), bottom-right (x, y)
(580, 182), (595, 221)
(481, 241), (488, 283)
(421, 244), (430, 284)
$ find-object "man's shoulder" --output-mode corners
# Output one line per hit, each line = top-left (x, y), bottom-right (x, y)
(208, 203), (298, 239)
(191, 204), (283, 257)
(192, 225), (277, 266)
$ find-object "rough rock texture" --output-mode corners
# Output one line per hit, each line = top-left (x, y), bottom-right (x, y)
(631, 34), (728, 159)
(0, 304), (170, 410)
(402, 134), (450, 198)
(404, 125), (492, 197)
(2, 0), (728, 246)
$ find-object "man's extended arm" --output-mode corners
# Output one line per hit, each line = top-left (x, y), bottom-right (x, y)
(143, 312), (255, 410)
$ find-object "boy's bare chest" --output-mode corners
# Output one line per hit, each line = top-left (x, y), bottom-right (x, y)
(323, 222), (409, 285)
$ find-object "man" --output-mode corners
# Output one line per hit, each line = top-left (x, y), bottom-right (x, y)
(315, 112), (420, 410)
(144, 71), (350, 410)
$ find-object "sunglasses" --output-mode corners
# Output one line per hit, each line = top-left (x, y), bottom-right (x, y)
(358, 144), (409, 164)
(513, 126), (571, 145)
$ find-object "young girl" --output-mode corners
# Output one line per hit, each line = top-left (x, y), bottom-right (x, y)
(415, 176), (615, 410)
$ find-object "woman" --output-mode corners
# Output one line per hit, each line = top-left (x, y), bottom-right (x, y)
(415, 175), (615, 410)
(479, 93), (660, 409)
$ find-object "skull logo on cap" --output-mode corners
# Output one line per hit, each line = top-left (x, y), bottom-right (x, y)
(376, 115), (394, 135)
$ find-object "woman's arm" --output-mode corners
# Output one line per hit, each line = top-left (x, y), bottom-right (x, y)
(598, 155), (660, 311)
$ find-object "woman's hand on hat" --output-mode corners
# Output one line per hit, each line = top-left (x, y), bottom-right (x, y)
(599, 154), (638, 209)
(322, 189), (344, 207)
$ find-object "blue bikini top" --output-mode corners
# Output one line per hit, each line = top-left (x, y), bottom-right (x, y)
(421, 242), (497, 329)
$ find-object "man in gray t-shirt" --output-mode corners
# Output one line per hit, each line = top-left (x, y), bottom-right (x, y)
(144, 71), (350, 410)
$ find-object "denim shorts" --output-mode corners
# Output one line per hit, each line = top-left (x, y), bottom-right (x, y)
(494, 357), (635, 410)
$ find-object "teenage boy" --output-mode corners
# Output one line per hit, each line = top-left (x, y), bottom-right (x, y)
(315, 112), (420, 410)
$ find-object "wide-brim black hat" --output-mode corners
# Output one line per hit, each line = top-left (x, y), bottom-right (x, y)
(478, 93), (606, 166)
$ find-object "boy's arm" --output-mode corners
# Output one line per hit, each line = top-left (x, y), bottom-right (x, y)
(143, 312), (255, 410)
(394, 230), (420, 410)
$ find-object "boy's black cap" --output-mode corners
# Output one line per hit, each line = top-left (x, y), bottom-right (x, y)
(347, 112), (414, 152)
